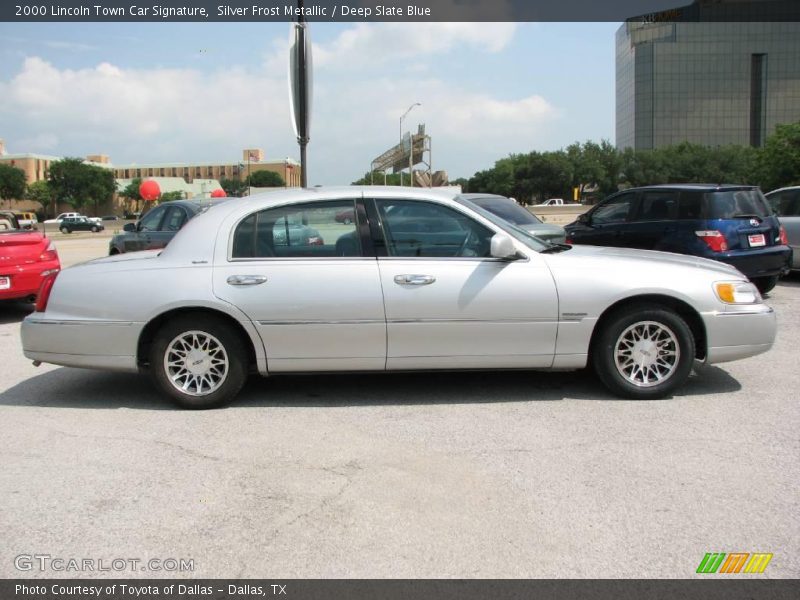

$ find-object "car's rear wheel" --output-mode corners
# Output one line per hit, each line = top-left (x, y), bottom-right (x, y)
(91, 226), (99, 232)
(343, 217), (352, 225)
(592, 304), (694, 399)
(149, 315), (248, 409)
(752, 275), (778, 294)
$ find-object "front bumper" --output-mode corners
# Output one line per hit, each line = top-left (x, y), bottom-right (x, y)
(702, 304), (776, 364)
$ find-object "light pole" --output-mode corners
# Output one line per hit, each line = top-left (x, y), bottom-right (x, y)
(399, 102), (420, 186)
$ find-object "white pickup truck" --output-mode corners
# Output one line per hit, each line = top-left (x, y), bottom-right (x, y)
(536, 198), (568, 206)
(44, 212), (102, 225)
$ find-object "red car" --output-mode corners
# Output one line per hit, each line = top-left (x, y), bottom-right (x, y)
(0, 213), (61, 303)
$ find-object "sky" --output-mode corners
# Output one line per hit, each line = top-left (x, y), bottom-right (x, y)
(0, 21), (620, 185)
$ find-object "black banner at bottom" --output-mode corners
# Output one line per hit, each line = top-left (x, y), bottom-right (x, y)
(2, 580), (799, 600)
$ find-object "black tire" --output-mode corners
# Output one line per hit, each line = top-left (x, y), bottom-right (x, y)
(109, 248), (120, 256)
(592, 303), (695, 400)
(752, 275), (778, 294)
(60, 226), (69, 234)
(149, 315), (249, 409)
(343, 217), (352, 225)
(91, 226), (99, 232)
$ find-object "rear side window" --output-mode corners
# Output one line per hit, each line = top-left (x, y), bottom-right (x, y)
(677, 192), (704, 220)
(707, 190), (772, 219)
(637, 191), (677, 221)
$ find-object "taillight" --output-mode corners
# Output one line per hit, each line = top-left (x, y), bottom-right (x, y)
(35, 271), (59, 312)
(695, 230), (728, 252)
(779, 225), (788, 245)
(39, 241), (58, 262)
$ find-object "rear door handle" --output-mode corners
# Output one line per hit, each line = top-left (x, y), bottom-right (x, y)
(394, 274), (436, 286)
(227, 275), (268, 286)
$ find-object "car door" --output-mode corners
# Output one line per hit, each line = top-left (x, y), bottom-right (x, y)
(125, 205), (167, 252)
(623, 190), (679, 250)
(212, 197), (386, 372)
(369, 197), (558, 370)
(570, 192), (637, 247)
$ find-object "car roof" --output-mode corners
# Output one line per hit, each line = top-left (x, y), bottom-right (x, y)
(765, 186), (800, 195)
(620, 184), (758, 192)
(160, 186), (464, 260)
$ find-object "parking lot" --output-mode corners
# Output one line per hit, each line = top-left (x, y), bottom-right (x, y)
(1, 236), (798, 578)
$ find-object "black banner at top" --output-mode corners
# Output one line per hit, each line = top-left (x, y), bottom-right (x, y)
(2, 0), (800, 22)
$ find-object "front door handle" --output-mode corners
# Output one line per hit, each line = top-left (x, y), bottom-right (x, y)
(227, 274), (268, 286)
(394, 274), (436, 286)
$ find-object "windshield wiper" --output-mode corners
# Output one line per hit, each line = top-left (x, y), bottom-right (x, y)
(540, 243), (572, 254)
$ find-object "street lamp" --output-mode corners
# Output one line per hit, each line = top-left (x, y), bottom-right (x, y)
(399, 102), (421, 186)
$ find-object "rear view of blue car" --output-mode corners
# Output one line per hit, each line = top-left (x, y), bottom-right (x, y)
(564, 184), (792, 293)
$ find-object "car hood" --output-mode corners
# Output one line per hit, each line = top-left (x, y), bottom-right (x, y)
(551, 244), (744, 277)
(519, 223), (565, 236)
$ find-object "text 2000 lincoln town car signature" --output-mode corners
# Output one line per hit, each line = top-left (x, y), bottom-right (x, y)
(21, 186), (776, 409)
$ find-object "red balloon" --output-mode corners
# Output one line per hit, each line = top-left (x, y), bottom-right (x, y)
(139, 180), (161, 201)
(210, 189), (226, 198)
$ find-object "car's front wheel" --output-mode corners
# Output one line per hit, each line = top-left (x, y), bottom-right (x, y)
(149, 315), (248, 409)
(752, 275), (778, 294)
(592, 304), (695, 399)
(60, 226), (69, 234)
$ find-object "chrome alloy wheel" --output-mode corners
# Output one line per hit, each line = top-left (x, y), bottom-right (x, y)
(164, 331), (229, 397)
(613, 320), (680, 388)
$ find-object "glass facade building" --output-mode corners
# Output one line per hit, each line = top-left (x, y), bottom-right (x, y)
(616, 1), (800, 150)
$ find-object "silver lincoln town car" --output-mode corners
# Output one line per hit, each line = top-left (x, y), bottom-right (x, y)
(21, 186), (776, 409)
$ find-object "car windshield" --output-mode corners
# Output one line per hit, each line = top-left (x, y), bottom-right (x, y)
(469, 197), (543, 226)
(456, 197), (550, 252)
(707, 189), (772, 219)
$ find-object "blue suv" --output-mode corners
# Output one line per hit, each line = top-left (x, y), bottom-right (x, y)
(564, 184), (792, 293)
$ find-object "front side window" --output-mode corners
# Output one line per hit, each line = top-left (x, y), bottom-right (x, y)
(138, 207), (165, 232)
(592, 193), (634, 225)
(375, 199), (494, 258)
(232, 199), (360, 259)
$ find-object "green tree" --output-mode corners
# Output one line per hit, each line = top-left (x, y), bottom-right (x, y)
(755, 121), (800, 192)
(48, 157), (116, 216)
(351, 171), (403, 185)
(0, 163), (26, 201)
(25, 180), (54, 215)
(220, 177), (247, 197)
(160, 191), (184, 202)
(248, 170), (285, 187)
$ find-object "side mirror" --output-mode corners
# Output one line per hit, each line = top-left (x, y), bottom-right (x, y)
(123, 223), (136, 232)
(490, 233), (519, 260)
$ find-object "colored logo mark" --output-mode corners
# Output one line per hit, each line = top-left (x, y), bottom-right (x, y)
(696, 552), (773, 574)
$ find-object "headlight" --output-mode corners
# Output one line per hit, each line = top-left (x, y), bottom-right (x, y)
(714, 281), (762, 304)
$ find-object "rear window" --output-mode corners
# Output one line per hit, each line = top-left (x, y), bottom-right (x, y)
(707, 189), (772, 219)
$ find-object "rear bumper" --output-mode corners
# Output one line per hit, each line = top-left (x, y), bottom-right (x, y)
(21, 315), (141, 373)
(713, 245), (792, 279)
(702, 304), (776, 364)
(0, 261), (60, 301)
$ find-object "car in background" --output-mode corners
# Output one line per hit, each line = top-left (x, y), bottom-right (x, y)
(22, 186), (777, 409)
(460, 193), (566, 244)
(101, 215), (121, 221)
(564, 184), (791, 293)
(765, 186), (800, 271)
(59, 216), (104, 234)
(334, 208), (355, 224)
(0, 214), (60, 303)
(44, 212), (102, 225)
(14, 212), (39, 230)
(109, 199), (228, 255)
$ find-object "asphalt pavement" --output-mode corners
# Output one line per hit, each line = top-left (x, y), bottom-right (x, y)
(0, 237), (797, 578)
